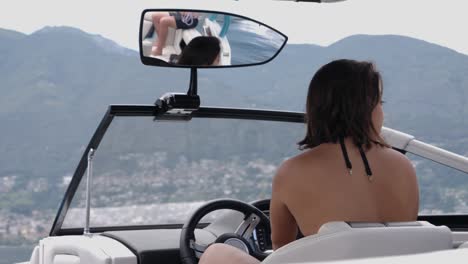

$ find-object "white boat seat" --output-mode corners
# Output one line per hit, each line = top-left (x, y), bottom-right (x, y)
(262, 221), (452, 264)
(36, 235), (136, 264)
(179, 28), (201, 45)
(287, 248), (468, 264)
(459, 242), (468, 249)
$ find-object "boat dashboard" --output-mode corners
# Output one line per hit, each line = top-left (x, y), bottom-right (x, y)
(95, 199), (274, 264)
(41, 198), (468, 264)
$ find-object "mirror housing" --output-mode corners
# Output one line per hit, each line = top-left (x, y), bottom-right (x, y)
(139, 9), (288, 69)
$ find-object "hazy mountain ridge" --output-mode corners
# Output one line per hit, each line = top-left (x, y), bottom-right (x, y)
(32, 26), (136, 56)
(0, 26), (467, 218)
(0, 28), (26, 52)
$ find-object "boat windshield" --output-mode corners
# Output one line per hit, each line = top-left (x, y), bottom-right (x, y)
(60, 110), (468, 229)
(62, 115), (304, 228)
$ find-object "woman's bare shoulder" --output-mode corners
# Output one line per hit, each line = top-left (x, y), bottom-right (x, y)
(374, 147), (417, 190)
(378, 147), (415, 172)
(281, 148), (323, 171)
(273, 149), (325, 185)
(379, 147), (419, 217)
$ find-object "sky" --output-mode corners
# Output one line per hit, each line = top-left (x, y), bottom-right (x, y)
(1, 0), (468, 55)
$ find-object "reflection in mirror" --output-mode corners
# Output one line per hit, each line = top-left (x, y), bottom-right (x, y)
(140, 10), (287, 68)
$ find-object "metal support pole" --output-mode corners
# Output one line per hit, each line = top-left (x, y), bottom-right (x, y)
(84, 148), (95, 235)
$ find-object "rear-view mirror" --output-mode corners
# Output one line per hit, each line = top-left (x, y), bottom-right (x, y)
(139, 9), (288, 68)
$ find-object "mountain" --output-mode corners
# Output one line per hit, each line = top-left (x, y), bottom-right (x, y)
(0, 27), (467, 217)
(0, 26), (183, 181)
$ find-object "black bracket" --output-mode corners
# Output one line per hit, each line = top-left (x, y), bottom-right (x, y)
(153, 68), (200, 120)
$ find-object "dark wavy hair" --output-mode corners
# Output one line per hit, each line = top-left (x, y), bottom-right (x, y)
(298, 59), (389, 150)
(177, 36), (221, 66)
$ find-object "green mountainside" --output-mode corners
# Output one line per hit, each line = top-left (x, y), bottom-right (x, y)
(0, 27), (467, 219)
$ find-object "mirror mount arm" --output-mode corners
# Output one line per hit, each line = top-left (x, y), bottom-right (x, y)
(187, 68), (198, 96)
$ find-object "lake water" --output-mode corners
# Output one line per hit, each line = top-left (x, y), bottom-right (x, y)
(0, 246), (33, 264)
(228, 18), (284, 65)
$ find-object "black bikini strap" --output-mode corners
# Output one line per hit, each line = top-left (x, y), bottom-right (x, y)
(358, 145), (373, 181)
(339, 137), (353, 175)
(340, 137), (374, 181)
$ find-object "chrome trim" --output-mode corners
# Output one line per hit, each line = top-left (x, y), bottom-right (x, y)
(235, 213), (261, 240)
(84, 148), (95, 235)
(382, 127), (468, 173)
(225, 238), (250, 253)
(407, 140), (468, 173)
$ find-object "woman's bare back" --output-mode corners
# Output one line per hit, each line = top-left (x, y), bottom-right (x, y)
(270, 139), (419, 247)
(200, 59), (420, 264)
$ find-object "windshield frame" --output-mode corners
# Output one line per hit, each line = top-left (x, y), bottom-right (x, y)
(49, 105), (468, 236)
(49, 105), (304, 236)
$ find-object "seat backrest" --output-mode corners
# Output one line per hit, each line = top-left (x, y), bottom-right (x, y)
(174, 28), (201, 54)
(262, 221), (452, 264)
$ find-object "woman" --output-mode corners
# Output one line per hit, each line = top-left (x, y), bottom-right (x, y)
(150, 11), (199, 56)
(200, 59), (419, 264)
(177, 36), (221, 66)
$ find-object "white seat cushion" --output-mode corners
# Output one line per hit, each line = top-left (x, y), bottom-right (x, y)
(284, 248), (468, 264)
(40, 235), (136, 264)
(459, 242), (468, 249)
(262, 221), (452, 264)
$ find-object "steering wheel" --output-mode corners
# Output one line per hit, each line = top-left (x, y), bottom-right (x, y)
(180, 199), (271, 264)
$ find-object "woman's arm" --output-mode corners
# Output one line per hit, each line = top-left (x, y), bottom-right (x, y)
(270, 162), (298, 250)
